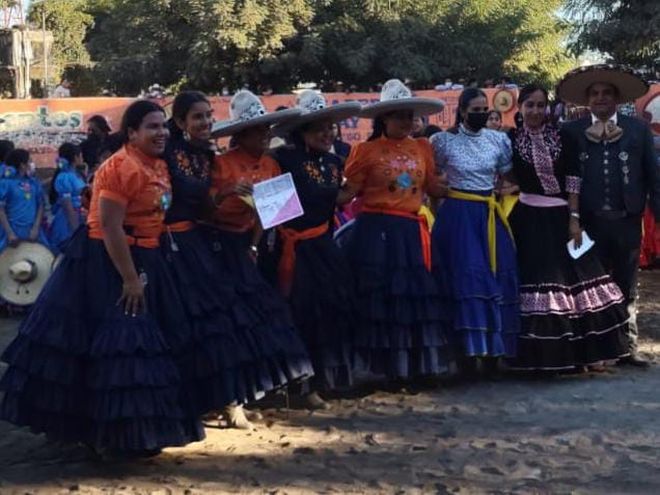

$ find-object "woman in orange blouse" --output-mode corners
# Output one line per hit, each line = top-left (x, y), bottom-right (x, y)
(208, 92), (320, 409)
(339, 79), (453, 382)
(162, 91), (312, 430)
(0, 101), (203, 458)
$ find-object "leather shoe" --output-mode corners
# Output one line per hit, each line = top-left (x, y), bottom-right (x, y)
(618, 354), (651, 368)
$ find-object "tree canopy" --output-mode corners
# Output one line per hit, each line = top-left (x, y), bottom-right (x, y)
(26, 0), (577, 95)
(27, 0), (93, 73)
(565, 0), (660, 70)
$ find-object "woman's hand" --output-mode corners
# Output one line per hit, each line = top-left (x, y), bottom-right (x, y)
(427, 171), (449, 198)
(498, 183), (520, 196)
(215, 181), (254, 204)
(117, 276), (146, 317)
(569, 217), (583, 248)
(8, 232), (20, 247)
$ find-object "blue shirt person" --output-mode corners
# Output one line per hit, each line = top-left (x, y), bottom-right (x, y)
(0, 149), (50, 252)
(48, 143), (87, 254)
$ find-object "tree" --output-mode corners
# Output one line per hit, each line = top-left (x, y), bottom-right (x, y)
(85, 0), (316, 95)
(565, 0), (660, 69)
(266, 0), (572, 90)
(27, 0), (93, 84)
(82, 0), (572, 94)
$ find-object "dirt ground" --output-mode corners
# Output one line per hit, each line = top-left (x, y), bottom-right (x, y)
(1, 273), (660, 495)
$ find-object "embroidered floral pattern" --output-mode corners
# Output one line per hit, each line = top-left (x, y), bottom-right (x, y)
(18, 180), (33, 200)
(303, 159), (340, 186)
(174, 147), (210, 180)
(515, 126), (562, 195)
(519, 278), (624, 316)
(383, 155), (422, 195)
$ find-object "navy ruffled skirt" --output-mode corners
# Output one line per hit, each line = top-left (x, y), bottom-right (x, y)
(345, 213), (453, 379)
(432, 193), (520, 358)
(259, 229), (355, 392)
(0, 228), (204, 452)
(161, 226), (313, 412)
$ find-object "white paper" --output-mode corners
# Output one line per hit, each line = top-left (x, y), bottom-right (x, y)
(567, 231), (595, 260)
(252, 173), (304, 230)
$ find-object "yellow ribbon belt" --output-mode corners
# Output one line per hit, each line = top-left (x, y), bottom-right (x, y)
(447, 190), (514, 273)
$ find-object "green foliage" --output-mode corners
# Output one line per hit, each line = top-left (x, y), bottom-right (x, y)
(268, 0), (572, 89)
(27, 0), (93, 76)
(24, 0), (575, 95)
(565, 0), (660, 68)
(86, 0), (316, 95)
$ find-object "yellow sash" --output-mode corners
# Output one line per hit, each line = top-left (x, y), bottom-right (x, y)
(500, 194), (519, 218)
(447, 190), (514, 273)
(418, 204), (435, 230)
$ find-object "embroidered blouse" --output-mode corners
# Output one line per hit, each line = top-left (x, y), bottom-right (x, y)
(212, 148), (281, 232)
(344, 136), (435, 214)
(0, 174), (44, 230)
(87, 145), (172, 240)
(430, 126), (513, 191)
(164, 138), (214, 224)
(269, 145), (342, 230)
(509, 126), (581, 197)
(53, 165), (87, 210)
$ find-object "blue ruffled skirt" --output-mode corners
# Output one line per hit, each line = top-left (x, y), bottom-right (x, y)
(160, 225), (313, 412)
(345, 213), (453, 379)
(432, 193), (520, 357)
(0, 228), (203, 452)
(49, 206), (84, 255)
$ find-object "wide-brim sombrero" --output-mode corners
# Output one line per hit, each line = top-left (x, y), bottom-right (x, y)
(272, 102), (363, 137)
(556, 64), (649, 106)
(0, 242), (54, 306)
(211, 108), (301, 138)
(360, 97), (445, 119)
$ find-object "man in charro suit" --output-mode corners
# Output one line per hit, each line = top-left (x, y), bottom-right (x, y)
(558, 64), (660, 367)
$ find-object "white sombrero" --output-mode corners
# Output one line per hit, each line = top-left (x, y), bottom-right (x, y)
(556, 64), (649, 106)
(272, 90), (362, 137)
(0, 242), (54, 306)
(211, 90), (301, 138)
(360, 79), (445, 119)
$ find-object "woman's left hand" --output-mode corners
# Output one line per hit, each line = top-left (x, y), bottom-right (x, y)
(569, 218), (583, 248)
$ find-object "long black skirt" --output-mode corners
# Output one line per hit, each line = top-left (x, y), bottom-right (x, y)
(160, 226), (313, 414)
(508, 202), (629, 370)
(0, 228), (204, 452)
(258, 228), (355, 392)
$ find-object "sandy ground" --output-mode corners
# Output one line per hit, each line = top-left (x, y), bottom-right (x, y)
(1, 274), (660, 494)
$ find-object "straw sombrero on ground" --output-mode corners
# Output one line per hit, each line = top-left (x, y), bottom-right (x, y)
(556, 64), (649, 106)
(211, 90), (301, 138)
(272, 90), (362, 137)
(0, 242), (54, 306)
(360, 79), (445, 119)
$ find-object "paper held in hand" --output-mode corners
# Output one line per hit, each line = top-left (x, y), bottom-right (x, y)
(567, 231), (595, 260)
(252, 173), (304, 230)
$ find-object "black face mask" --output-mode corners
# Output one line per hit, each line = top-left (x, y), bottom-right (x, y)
(465, 112), (489, 131)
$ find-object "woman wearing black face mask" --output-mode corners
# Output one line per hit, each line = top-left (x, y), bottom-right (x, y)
(429, 87), (520, 377)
